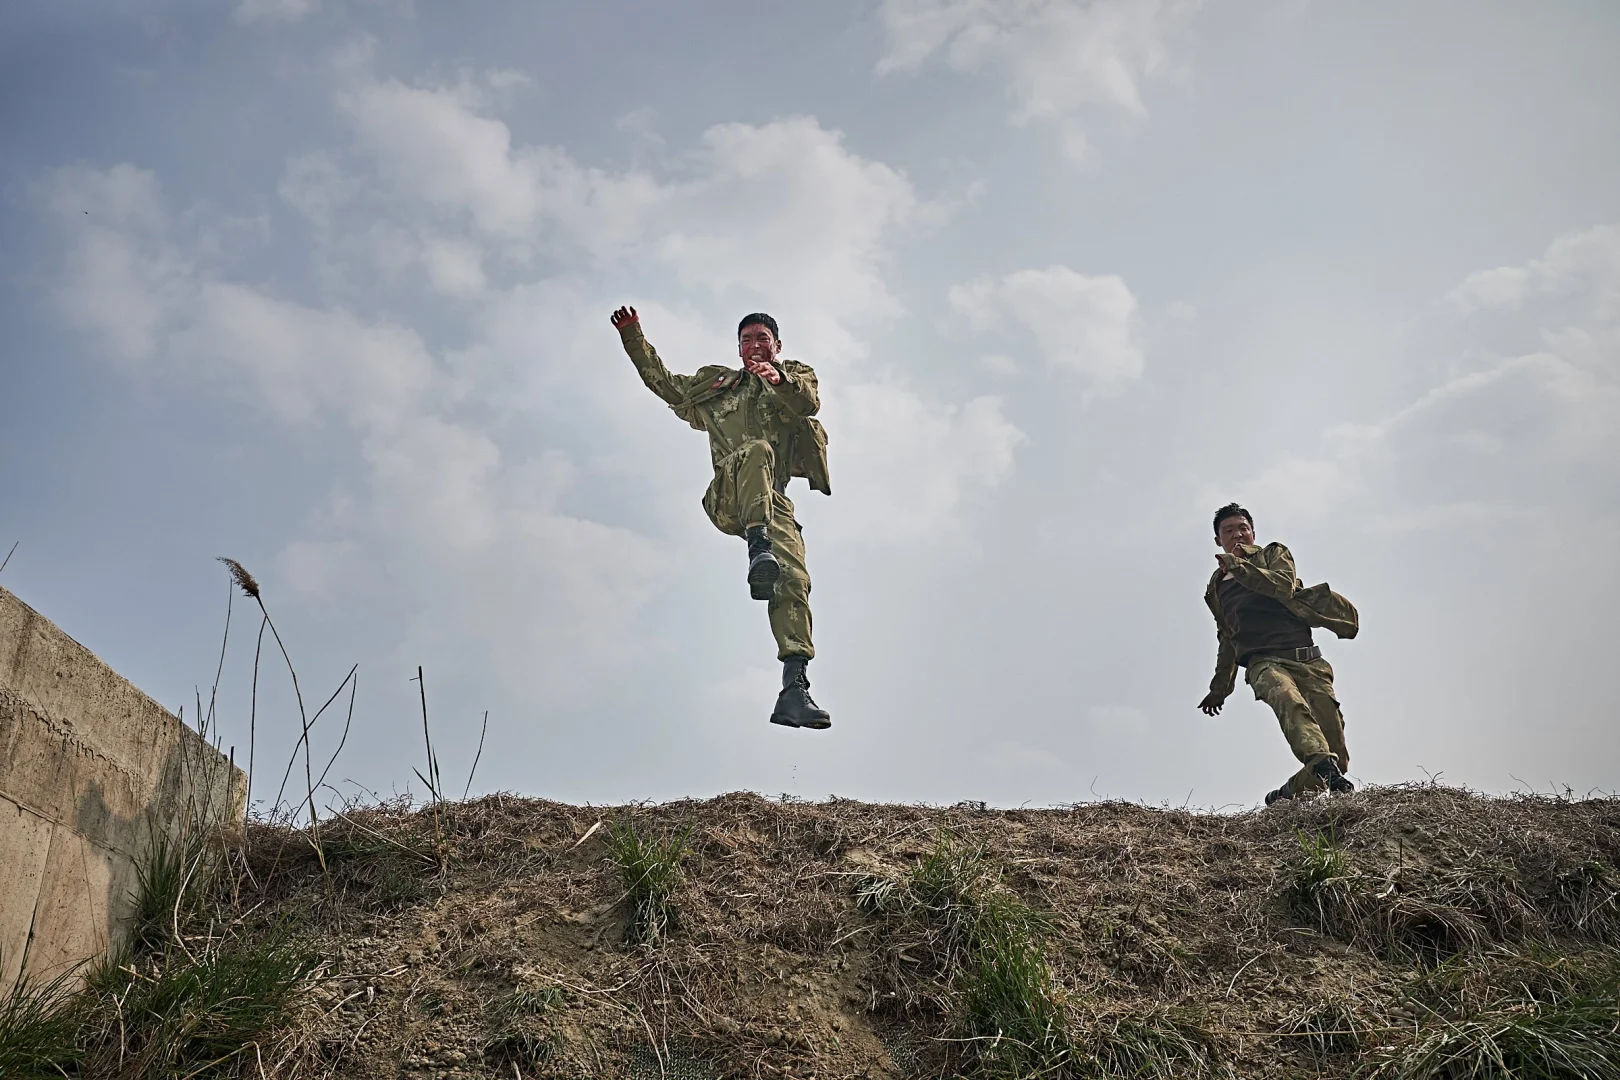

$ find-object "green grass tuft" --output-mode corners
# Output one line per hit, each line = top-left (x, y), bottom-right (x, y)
(96, 939), (317, 1075)
(1365, 951), (1620, 1080)
(0, 939), (315, 1079)
(606, 817), (692, 946)
(133, 829), (213, 952)
(868, 834), (1072, 1078)
(0, 965), (85, 1078)
(1366, 988), (1620, 1079)
(958, 897), (1067, 1078)
(1285, 825), (1353, 924)
(1, 816), (317, 1080)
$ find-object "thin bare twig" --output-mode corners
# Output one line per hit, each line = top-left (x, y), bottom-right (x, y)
(0, 540), (16, 575)
(205, 578), (232, 747)
(414, 666), (446, 869)
(311, 668), (359, 797)
(273, 664), (358, 813)
(463, 709), (489, 800)
(245, 615), (267, 830)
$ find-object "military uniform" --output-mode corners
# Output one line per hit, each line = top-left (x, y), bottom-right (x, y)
(1205, 542), (1359, 796)
(618, 321), (829, 663)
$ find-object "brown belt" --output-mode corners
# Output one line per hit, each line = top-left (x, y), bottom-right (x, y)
(1243, 645), (1322, 665)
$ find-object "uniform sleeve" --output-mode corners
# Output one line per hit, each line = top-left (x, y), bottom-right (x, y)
(764, 362), (820, 418)
(1219, 543), (1298, 601)
(1209, 628), (1238, 698)
(619, 324), (697, 408)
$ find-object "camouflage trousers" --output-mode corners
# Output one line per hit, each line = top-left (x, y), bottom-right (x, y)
(701, 439), (814, 661)
(1245, 656), (1349, 795)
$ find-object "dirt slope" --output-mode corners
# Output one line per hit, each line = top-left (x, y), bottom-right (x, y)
(235, 785), (1620, 1079)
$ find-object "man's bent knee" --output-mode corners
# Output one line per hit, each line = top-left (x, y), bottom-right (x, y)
(740, 439), (775, 464)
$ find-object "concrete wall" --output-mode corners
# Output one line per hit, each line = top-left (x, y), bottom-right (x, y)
(0, 585), (244, 992)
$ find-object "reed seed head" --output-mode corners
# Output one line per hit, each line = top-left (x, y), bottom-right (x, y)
(216, 557), (261, 599)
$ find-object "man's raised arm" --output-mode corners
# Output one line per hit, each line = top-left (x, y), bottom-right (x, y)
(612, 305), (692, 408)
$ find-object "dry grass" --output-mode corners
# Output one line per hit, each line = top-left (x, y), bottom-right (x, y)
(7, 782), (1617, 1077)
(56, 782), (1588, 1080)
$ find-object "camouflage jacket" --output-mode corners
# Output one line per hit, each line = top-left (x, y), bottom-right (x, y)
(619, 323), (830, 496)
(1204, 542), (1359, 698)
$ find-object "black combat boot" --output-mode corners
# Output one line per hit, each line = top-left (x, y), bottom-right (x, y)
(1313, 757), (1355, 795)
(1263, 781), (1293, 807)
(770, 655), (830, 730)
(745, 525), (779, 601)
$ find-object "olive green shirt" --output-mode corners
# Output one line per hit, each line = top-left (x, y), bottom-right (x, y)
(619, 322), (830, 494)
(1204, 542), (1360, 699)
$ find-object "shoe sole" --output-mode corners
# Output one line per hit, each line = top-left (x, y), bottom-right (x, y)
(748, 557), (780, 601)
(770, 713), (831, 730)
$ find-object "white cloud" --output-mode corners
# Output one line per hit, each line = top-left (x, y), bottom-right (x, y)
(822, 381), (1025, 543)
(1446, 265), (1532, 311)
(1231, 353), (1619, 531)
(46, 165), (189, 364)
(277, 539), (364, 606)
(420, 235), (486, 297)
(235, 0), (320, 24)
(876, 0), (1202, 160)
(172, 282), (436, 429)
(1448, 225), (1620, 320)
(1230, 226), (1620, 532)
(44, 166), (663, 694)
(327, 63), (928, 345)
(328, 63), (664, 263)
(356, 430), (667, 683)
(615, 107), (665, 147)
(986, 740), (1067, 774)
(951, 264), (1144, 392)
(278, 151), (360, 230)
(337, 75), (549, 235)
(654, 117), (928, 333)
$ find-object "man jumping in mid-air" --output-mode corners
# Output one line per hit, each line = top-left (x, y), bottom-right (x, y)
(1198, 503), (1361, 805)
(611, 305), (831, 730)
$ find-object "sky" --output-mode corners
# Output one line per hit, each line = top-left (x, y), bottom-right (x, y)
(2, 0), (1617, 814)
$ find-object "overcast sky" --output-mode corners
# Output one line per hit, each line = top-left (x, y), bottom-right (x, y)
(3, 0), (1617, 813)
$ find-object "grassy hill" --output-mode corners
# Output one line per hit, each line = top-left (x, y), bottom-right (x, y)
(6, 784), (1620, 1079)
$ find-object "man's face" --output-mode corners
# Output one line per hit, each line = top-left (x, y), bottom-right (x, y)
(1216, 514), (1255, 555)
(738, 323), (780, 367)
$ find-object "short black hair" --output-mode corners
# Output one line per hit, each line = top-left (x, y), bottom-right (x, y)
(1213, 502), (1253, 538)
(738, 313), (780, 342)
